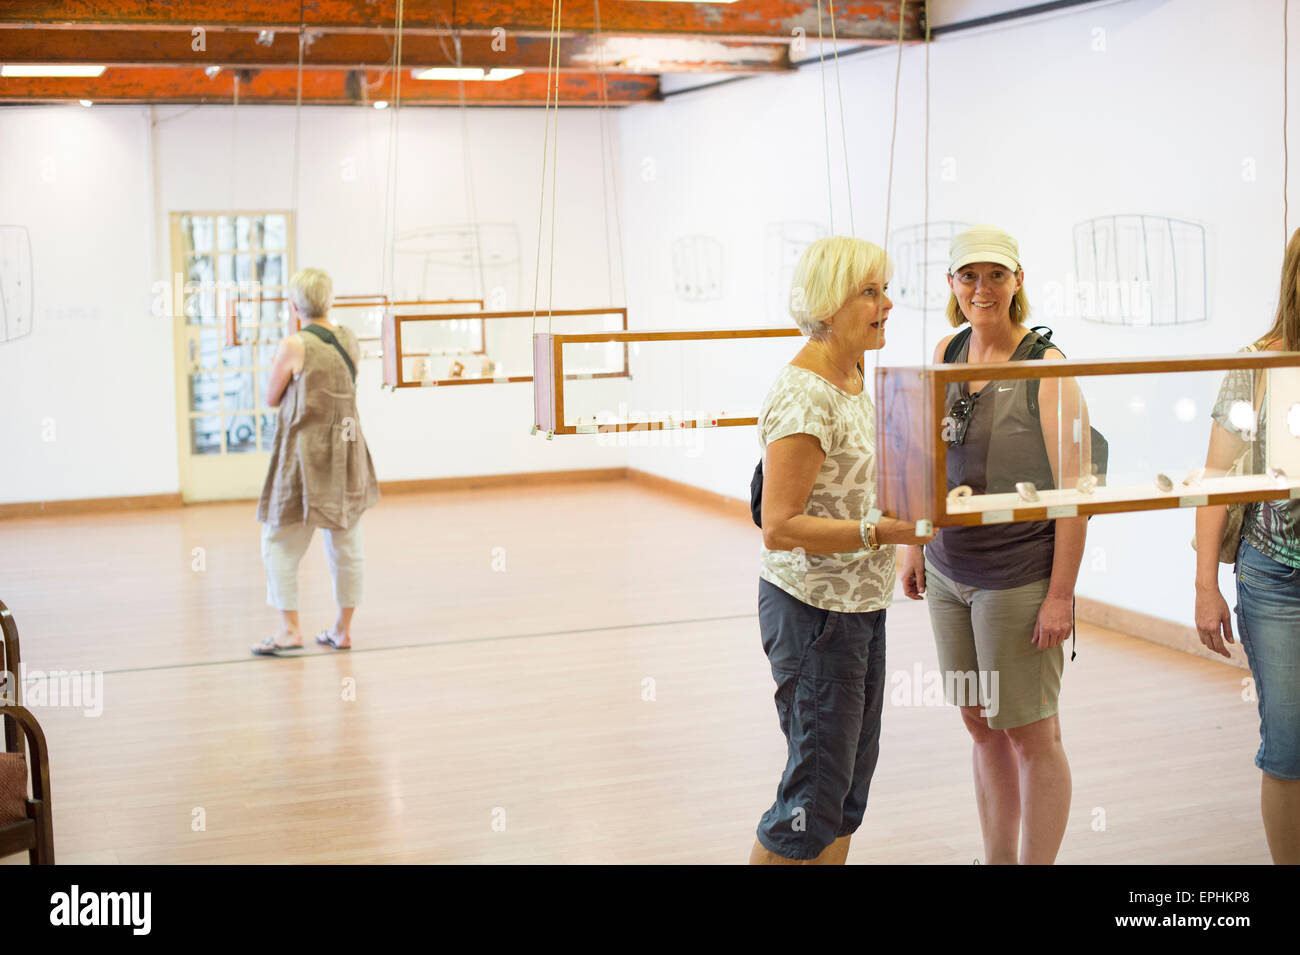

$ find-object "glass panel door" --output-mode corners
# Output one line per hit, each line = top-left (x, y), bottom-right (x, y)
(172, 211), (294, 502)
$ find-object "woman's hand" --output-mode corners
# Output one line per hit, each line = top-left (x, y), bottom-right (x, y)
(1194, 584), (1236, 658)
(899, 545), (926, 600)
(1033, 593), (1074, 649)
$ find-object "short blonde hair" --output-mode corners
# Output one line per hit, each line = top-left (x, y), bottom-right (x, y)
(945, 275), (1031, 327)
(288, 268), (334, 319)
(789, 237), (892, 341)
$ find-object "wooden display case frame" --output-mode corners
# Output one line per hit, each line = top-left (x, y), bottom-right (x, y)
(876, 351), (1300, 527)
(384, 307), (632, 389)
(224, 294), (485, 348)
(533, 327), (802, 436)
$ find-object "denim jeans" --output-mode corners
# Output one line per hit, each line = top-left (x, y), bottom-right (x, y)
(1235, 540), (1300, 780)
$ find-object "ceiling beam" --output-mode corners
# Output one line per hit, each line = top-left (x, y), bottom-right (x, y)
(0, 0), (921, 43)
(0, 27), (793, 74)
(0, 66), (660, 106)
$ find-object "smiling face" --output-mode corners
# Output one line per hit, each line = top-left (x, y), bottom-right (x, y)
(827, 276), (892, 352)
(948, 261), (1023, 327)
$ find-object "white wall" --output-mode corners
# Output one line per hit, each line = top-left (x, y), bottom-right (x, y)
(615, 0), (1291, 628)
(0, 107), (172, 502)
(0, 103), (628, 504)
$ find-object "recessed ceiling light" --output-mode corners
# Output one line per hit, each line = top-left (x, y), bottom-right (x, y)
(413, 67), (523, 81)
(1, 65), (107, 78)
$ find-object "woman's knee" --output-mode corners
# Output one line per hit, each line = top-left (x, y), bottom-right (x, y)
(1004, 714), (1063, 757)
(959, 705), (1003, 743)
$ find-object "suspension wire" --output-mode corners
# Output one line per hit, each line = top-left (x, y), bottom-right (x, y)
(816, 0), (835, 232)
(531, 0), (562, 332)
(828, 0), (855, 236)
(544, 0), (564, 328)
(452, 27), (488, 305)
(381, 0), (406, 299)
(594, 0), (616, 306)
(291, 1), (305, 221)
(922, 0), (931, 368)
(883, 0), (908, 247)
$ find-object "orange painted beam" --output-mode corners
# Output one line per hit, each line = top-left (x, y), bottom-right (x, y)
(1, 1), (920, 43)
(0, 26), (792, 73)
(0, 66), (660, 105)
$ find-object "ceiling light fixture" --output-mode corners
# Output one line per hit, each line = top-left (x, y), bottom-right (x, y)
(412, 67), (524, 81)
(79, 99), (93, 107)
(1, 65), (107, 78)
(373, 100), (389, 109)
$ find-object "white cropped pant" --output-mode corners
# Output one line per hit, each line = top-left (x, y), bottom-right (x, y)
(261, 521), (364, 611)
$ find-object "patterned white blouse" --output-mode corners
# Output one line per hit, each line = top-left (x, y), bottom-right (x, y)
(757, 364), (896, 613)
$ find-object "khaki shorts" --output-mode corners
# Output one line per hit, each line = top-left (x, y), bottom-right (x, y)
(923, 560), (1063, 731)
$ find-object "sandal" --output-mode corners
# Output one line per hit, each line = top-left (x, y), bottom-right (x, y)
(252, 634), (305, 656)
(315, 630), (351, 651)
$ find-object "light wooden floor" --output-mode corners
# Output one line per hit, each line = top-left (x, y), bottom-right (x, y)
(0, 480), (1270, 863)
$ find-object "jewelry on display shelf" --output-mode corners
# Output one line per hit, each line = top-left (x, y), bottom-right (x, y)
(1155, 473), (1174, 492)
(1015, 481), (1040, 503)
(947, 485), (974, 507)
(1075, 474), (1099, 495)
(1268, 466), (1289, 486)
(1183, 467), (1206, 488)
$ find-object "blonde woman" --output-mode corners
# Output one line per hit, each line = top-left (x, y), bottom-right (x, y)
(750, 237), (930, 865)
(1195, 227), (1300, 864)
(898, 225), (1086, 864)
(253, 268), (380, 655)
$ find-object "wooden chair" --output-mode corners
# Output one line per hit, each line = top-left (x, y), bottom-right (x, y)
(0, 600), (55, 864)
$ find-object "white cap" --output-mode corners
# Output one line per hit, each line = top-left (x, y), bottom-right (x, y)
(949, 225), (1021, 273)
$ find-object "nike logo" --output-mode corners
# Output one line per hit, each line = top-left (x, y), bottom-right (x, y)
(997, 386), (1013, 392)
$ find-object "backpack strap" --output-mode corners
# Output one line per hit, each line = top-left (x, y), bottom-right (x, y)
(300, 323), (357, 383)
(942, 327), (973, 364)
(1025, 326), (1061, 416)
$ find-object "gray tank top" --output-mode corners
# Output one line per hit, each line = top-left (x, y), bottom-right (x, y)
(924, 330), (1056, 590)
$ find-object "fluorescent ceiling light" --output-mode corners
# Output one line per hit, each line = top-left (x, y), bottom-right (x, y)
(373, 100), (389, 109)
(1, 65), (107, 78)
(79, 99), (93, 107)
(413, 67), (524, 82)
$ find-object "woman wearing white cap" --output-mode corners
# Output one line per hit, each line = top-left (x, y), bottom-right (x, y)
(898, 225), (1087, 864)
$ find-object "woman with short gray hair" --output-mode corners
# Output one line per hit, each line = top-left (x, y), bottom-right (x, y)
(252, 268), (380, 655)
(750, 236), (930, 865)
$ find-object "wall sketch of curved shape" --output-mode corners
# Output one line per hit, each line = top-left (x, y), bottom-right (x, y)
(394, 224), (521, 305)
(671, 234), (723, 302)
(0, 225), (33, 343)
(764, 221), (826, 322)
(888, 221), (972, 311)
(1073, 215), (1206, 326)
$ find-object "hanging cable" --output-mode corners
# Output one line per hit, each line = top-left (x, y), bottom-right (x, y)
(531, 0), (562, 331)
(922, 0), (931, 368)
(450, 21), (488, 305)
(827, 0), (855, 236)
(816, 0), (835, 232)
(593, 0), (627, 307)
(545, 0), (564, 328)
(883, 0), (908, 247)
(381, 0), (406, 299)
(291, 1), (305, 219)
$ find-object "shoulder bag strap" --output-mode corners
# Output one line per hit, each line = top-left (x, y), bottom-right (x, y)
(300, 323), (356, 383)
